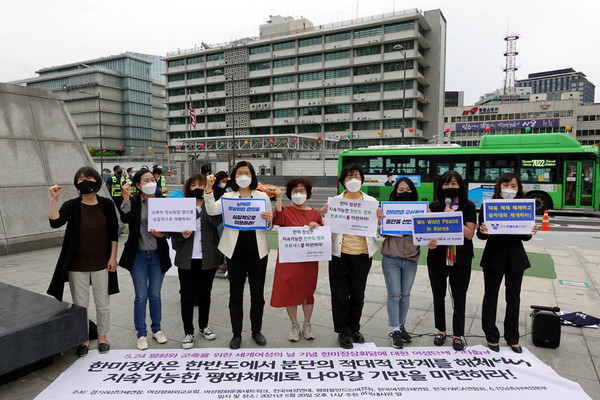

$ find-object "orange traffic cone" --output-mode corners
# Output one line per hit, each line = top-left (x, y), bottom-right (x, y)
(541, 210), (550, 231)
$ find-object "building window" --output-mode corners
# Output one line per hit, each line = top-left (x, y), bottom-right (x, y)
(384, 119), (413, 129)
(250, 45), (271, 54)
(299, 36), (322, 47)
(384, 40), (415, 52)
(325, 122), (350, 132)
(188, 86), (204, 94)
(353, 102), (380, 112)
(273, 40), (295, 51)
(250, 111), (271, 119)
(299, 71), (323, 81)
(274, 125), (296, 134)
(250, 94), (271, 103)
(168, 59), (185, 68)
(325, 86), (351, 97)
(250, 78), (270, 87)
(273, 57), (296, 68)
(187, 71), (204, 80)
(206, 52), (224, 61)
(168, 88), (185, 96)
(274, 109), (296, 118)
(251, 127), (270, 135)
(207, 114), (226, 122)
(384, 60), (414, 72)
(207, 98), (225, 107)
(273, 74), (296, 85)
(353, 65), (381, 76)
(383, 99), (413, 110)
(169, 117), (186, 125)
(384, 21), (415, 33)
(353, 83), (381, 94)
(273, 92), (295, 101)
(299, 107), (321, 116)
(299, 124), (321, 133)
(298, 89), (322, 99)
(168, 73), (185, 82)
(325, 50), (351, 61)
(249, 61), (271, 71)
(384, 80), (413, 91)
(325, 104), (351, 114)
(299, 54), (323, 65)
(353, 120), (380, 130)
(206, 83), (225, 92)
(353, 26), (382, 38)
(168, 103), (186, 111)
(325, 68), (351, 79)
(205, 68), (222, 77)
(353, 45), (381, 57)
(186, 55), (204, 64)
(325, 31), (351, 43)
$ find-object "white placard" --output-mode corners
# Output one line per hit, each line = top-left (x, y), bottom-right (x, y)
(34, 346), (590, 400)
(412, 211), (464, 246)
(278, 226), (332, 263)
(483, 199), (536, 235)
(323, 197), (379, 237)
(147, 198), (196, 233)
(221, 197), (268, 230)
(381, 201), (428, 235)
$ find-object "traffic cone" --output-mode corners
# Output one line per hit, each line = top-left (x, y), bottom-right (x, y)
(541, 210), (550, 231)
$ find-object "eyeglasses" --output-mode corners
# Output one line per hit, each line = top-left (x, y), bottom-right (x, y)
(291, 189), (307, 195)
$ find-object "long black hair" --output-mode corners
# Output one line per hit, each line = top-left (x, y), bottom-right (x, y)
(389, 177), (418, 201)
(435, 170), (468, 205)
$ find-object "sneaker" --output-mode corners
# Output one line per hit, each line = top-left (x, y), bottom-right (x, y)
(288, 323), (301, 342)
(389, 331), (403, 349)
(303, 321), (315, 340)
(399, 325), (412, 343)
(215, 265), (228, 279)
(433, 333), (446, 346)
(182, 334), (194, 349)
(137, 336), (148, 350)
(200, 327), (216, 340)
(152, 331), (168, 344)
(452, 337), (465, 351)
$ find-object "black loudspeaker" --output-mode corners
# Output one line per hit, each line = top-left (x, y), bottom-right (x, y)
(531, 306), (561, 348)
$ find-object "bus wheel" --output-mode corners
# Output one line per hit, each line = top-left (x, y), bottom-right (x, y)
(526, 191), (552, 215)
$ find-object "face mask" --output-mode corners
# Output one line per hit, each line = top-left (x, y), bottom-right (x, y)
(442, 188), (460, 201)
(189, 188), (204, 199)
(291, 193), (307, 205)
(501, 188), (518, 200)
(76, 180), (96, 194)
(345, 178), (362, 193)
(140, 182), (157, 195)
(236, 175), (252, 189)
(396, 192), (413, 202)
(218, 182), (227, 189)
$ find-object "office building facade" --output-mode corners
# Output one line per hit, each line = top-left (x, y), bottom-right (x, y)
(164, 9), (446, 154)
(517, 68), (595, 105)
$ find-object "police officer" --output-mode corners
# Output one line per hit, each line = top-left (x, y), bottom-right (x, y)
(125, 167), (138, 198)
(153, 165), (169, 197)
(106, 165), (124, 208)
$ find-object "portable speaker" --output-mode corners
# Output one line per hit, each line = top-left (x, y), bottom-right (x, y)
(531, 308), (561, 348)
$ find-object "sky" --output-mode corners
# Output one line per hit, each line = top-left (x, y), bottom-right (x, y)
(2, 0), (598, 105)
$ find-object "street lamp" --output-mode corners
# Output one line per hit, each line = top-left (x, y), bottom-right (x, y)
(214, 70), (235, 168)
(393, 44), (407, 142)
(79, 90), (103, 174)
(317, 123), (326, 176)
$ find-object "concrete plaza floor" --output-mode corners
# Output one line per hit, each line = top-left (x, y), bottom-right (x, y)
(1, 232), (600, 399)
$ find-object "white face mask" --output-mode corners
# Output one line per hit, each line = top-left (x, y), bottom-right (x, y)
(236, 175), (252, 189)
(501, 188), (517, 199)
(218, 182), (227, 189)
(140, 182), (157, 195)
(291, 193), (307, 205)
(345, 178), (362, 193)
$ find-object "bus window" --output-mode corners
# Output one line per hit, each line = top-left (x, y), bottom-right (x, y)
(454, 163), (467, 178)
(483, 157), (516, 182)
(471, 159), (482, 181)
(385, 156), (416, 175)
(416, 158), (431, 181)
(520, 158), (557, 183)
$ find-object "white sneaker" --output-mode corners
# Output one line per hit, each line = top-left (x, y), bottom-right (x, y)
(288, 323), (301, 342)
(303, 321), (315, 340)
(137, 336), (148, 350)
(152, 331), (168, 344)
(200, 327), (216, 340)
(182, 334), (194, 349)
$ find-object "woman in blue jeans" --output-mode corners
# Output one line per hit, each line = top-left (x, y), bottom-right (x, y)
(381, 177), (435, 348)
(119, 169), (172, 350)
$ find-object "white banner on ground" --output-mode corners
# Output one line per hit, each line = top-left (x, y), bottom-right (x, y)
(278, 226), (332, 263)
(35, 346), (590, 400)
(148, 198), (196, 232)
(324, 197), (379, 237)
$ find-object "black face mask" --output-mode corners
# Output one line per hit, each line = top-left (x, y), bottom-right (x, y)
(396, 192), (413, 202)
(442, 188), (460, 201)
(189, 188), (204, 199)
(76, 180), (96, 194)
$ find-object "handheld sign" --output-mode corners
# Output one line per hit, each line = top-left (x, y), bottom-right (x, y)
(221, 197), (268, 230)
(278, 226), (332, 263)
(381, 201), (428, 235)
(412, 211), (464, 246)
(148, 198), (196, 232)
(324, 197), (379, 237)
(483, 199), (536, 235)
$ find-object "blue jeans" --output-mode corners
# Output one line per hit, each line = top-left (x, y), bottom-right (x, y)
(130, 250), (165, 338)
(381, 255), (418, 328)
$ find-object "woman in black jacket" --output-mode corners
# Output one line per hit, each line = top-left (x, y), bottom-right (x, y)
(172, 174), (223, 349)
(427, 170), (477, 351)
(48, 167), (119, 357)
(119, 169), (172, 351)
(477, 172), (537, 353)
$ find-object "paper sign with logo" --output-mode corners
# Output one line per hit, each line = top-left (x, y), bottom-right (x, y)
(412, 212), (464, 246)
(483, 199), (536, 235)
(324, 197), (379, 237)
(278, 226), (332, 263)
(221, 197), (268, 230)
(147, 198), (196, 232)
(381, 201), (428, 235)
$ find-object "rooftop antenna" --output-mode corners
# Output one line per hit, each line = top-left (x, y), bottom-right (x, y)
(502, 30), (519, 103)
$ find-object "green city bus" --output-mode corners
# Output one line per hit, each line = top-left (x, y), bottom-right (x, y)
(338, 133), (599, 214)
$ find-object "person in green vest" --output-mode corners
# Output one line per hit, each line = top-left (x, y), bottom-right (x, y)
(105, 165), (124, 208)
(153, 165), (169, 197)
(125, 167), (138, 198)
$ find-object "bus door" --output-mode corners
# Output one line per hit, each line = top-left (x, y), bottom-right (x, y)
(564, 161), (594, 208)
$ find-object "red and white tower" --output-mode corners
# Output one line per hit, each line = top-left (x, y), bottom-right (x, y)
(502, 34), (519, 103)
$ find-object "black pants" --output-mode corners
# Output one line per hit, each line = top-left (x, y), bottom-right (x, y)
(482, 268), (524, 345)
(427, 263), (471, 337)
(227, 252), (268, 337)
(329, 253), (372, 335)
(178, 260), (217, 335)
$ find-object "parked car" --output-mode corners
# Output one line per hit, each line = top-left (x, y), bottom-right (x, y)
(257, 181), (279, 199)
